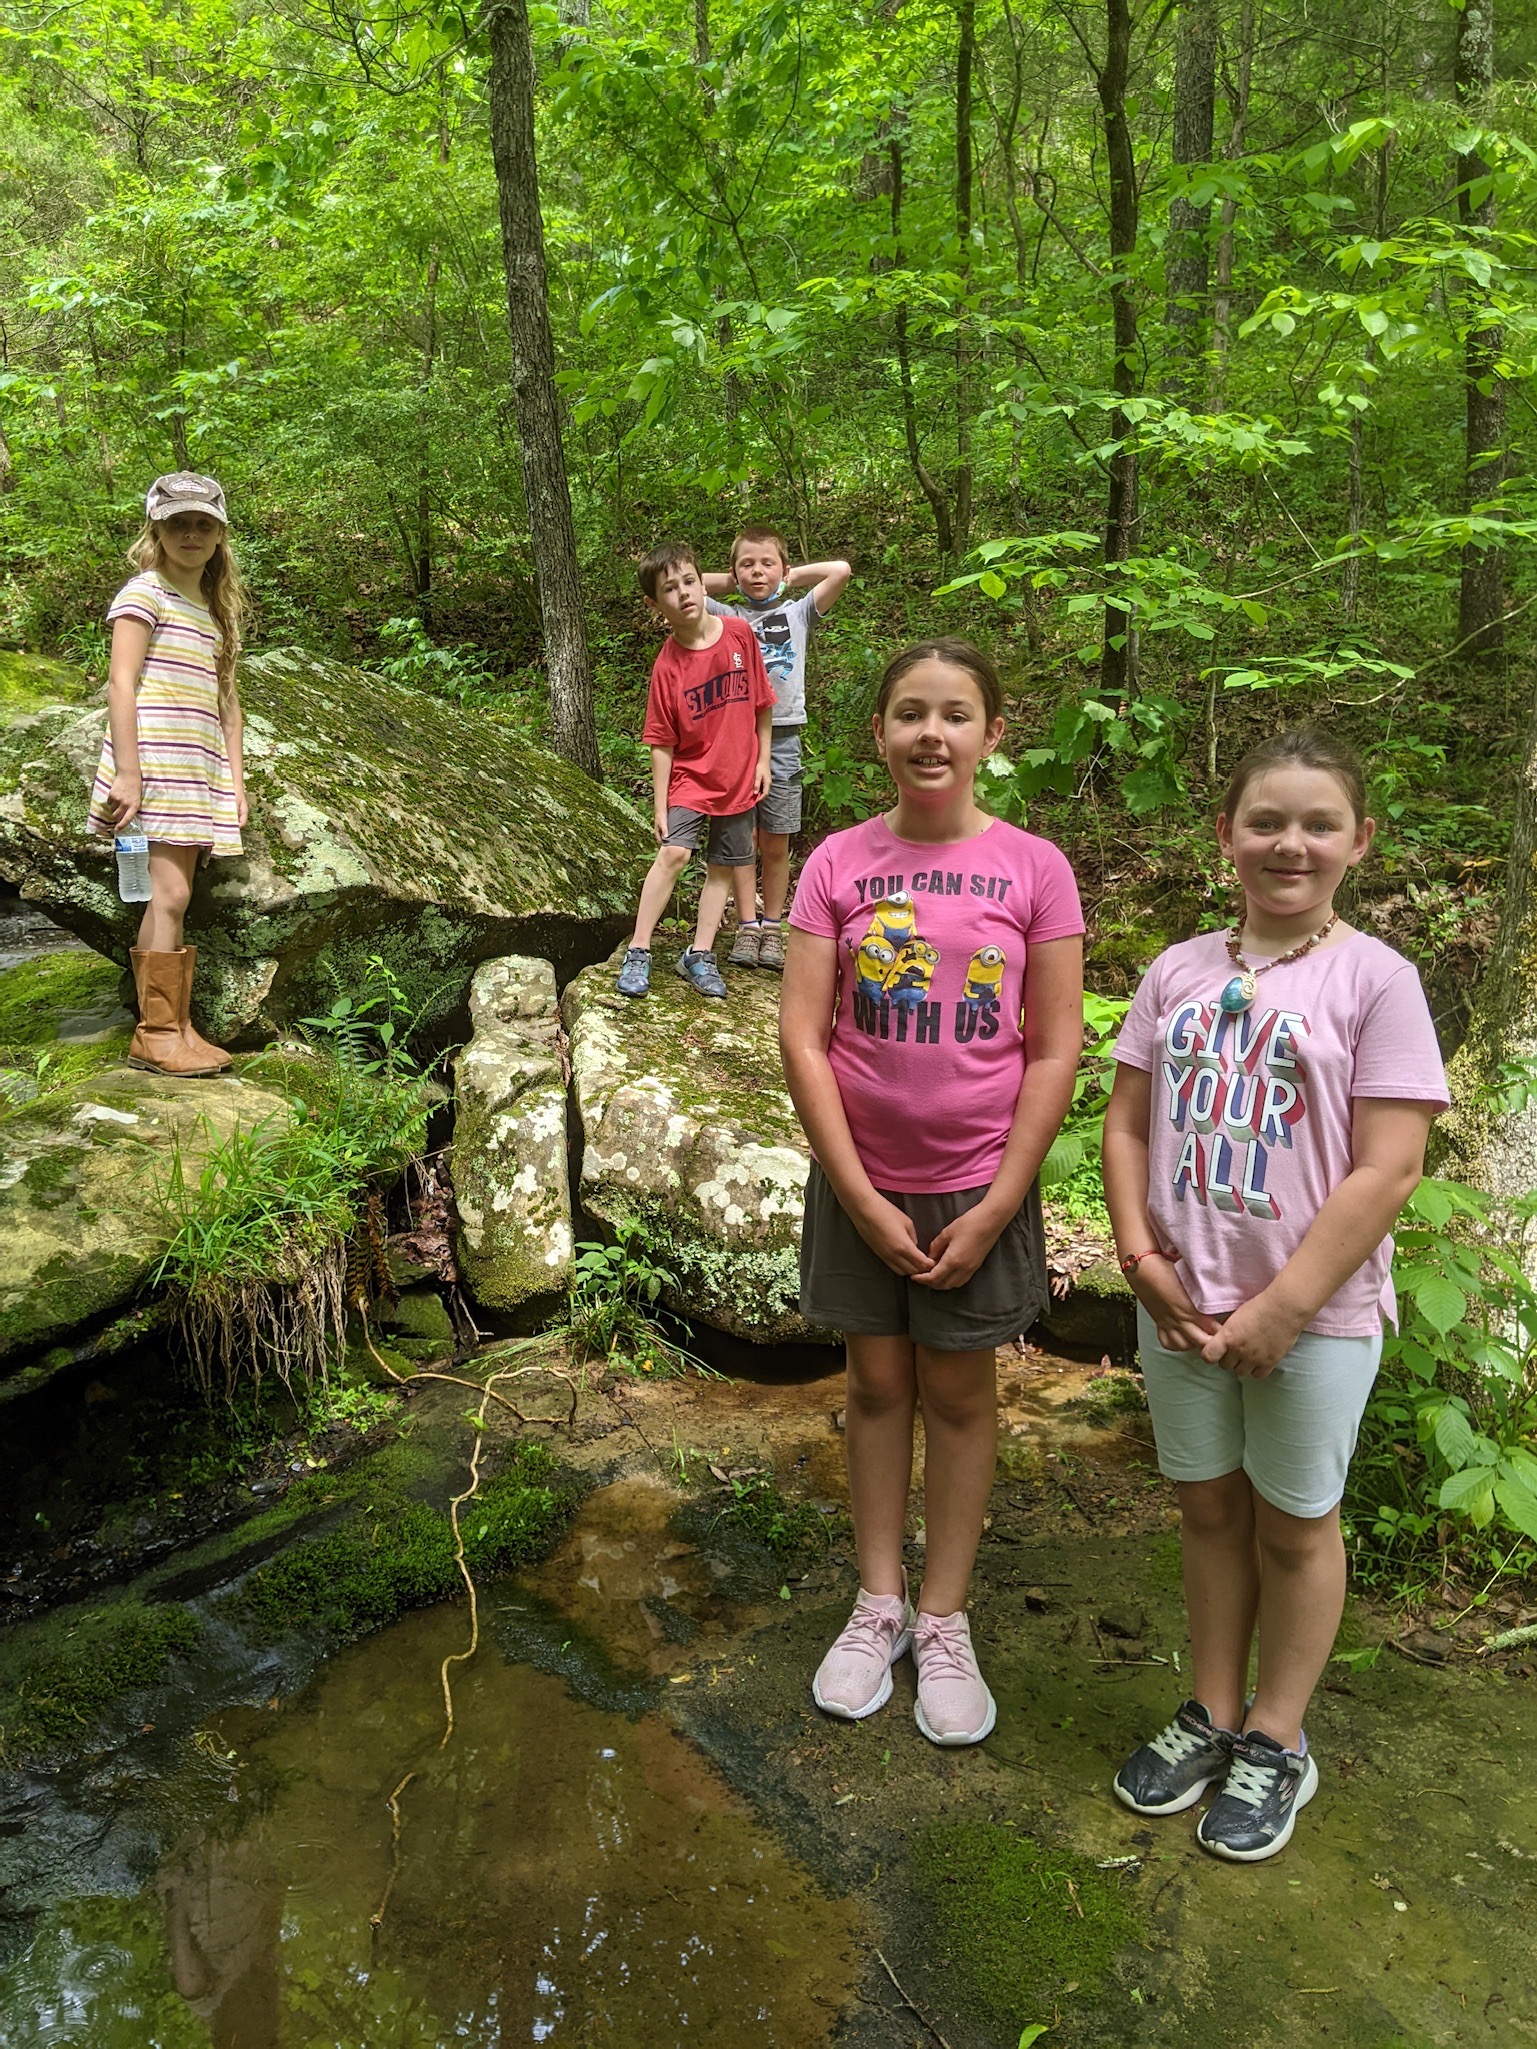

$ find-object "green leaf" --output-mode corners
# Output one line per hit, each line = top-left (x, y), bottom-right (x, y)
(1410, 1272), (1467, 1338)
(1019, 2030), (1052, 2048)
(1438, 1467), (1495, 1525)
(1432, 1402), (1479, 1466)
(1494, 1473), (1537, 1541)
(979, 570), (1007, 599)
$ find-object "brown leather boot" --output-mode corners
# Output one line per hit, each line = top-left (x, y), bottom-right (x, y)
(128, 949), (222, 1076)
(175, 947), (232, 1070)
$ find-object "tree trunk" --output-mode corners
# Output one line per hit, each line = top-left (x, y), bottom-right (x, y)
(952, 0), (976, 562)
(889, 135), (957, 567)
(1455, 0), (1505, 663)
(485, 0), (601, 778)
(1209, 0), (1255, 410)
(1166, 0), (1217, 390)
(1097, 0), (1140, 699)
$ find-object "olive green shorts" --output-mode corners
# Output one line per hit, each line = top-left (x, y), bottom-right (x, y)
(799, 1161), (1048, 1353)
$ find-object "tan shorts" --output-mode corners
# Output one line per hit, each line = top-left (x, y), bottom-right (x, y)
(799, 1162), (1048, 1352)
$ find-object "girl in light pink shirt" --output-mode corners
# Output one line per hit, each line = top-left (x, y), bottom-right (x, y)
(781, 638), (1083, 1746)
(1103, 727), (1447, 1863)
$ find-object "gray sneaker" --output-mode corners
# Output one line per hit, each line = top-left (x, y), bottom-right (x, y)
(1197, 1729), (1318, 1862)
(757, 923), (785, 971)
(615, 947), (651, 998)
(728, 922), (762, 968)
(1114, 1699), (1236, 1816)
(676, 947), (727, 998)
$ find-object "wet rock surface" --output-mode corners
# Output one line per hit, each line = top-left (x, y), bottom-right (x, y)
(0, 648), (650, 1044)
(452, 954), (573, 1312)
(564, 935), (826, 1345)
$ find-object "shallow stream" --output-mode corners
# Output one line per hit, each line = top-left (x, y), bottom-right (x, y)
(2, 1350), (1535, 2046)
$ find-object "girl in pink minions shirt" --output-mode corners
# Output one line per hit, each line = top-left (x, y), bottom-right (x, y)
(1104, 728), (1447, 1861)
(780, 638), (1084, 1744)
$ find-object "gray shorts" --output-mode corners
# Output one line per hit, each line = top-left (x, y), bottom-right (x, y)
(1136, 1305), (1382, 1520)
(663, 806), (755, 866)
(758, 726), (803, 835)
(800, 1161), (1048, 1352)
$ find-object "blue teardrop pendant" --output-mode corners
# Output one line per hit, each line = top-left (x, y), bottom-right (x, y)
(1220, 971), (1257, 1014)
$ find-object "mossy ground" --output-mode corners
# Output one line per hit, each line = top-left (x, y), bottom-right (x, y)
(708, 1473), (834, 1560)
(0, 1599), (199, 1765)
(232, 1440), (578, 1639)
(0, 947), (121, 1047)
(910, 1822), (1143, 2024)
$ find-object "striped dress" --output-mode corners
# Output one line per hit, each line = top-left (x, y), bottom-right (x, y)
(87, 571), (243, 854)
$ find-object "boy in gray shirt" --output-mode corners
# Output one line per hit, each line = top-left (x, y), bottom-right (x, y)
(702, 525), (852, 969)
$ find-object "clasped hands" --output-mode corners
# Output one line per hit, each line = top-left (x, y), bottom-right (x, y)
(1126, 1258), (1304, 1379)
(854, 1192), (1004, 1293)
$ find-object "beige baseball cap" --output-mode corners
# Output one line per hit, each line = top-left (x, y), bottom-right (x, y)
(146, 472), (228, 524)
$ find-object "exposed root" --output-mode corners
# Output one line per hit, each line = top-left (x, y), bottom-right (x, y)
(365, 1329), (579, 1930)
(369, 1769), (416, 1932)
(177, 1243), (347, 1401)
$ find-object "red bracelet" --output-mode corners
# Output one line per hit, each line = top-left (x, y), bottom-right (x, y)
(1118, 1247), (1177, 1275)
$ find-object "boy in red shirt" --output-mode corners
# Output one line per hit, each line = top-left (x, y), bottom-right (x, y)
(616, 542), (775, 999)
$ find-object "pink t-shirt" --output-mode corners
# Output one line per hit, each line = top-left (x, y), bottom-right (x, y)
(789, 814), (1084, 1192)
(1112, 930), (1449, 1336)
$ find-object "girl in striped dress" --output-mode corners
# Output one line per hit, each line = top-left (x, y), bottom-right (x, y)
(88, 472), (250, 1076)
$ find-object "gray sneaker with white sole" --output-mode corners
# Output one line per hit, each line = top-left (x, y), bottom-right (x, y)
(1113, 1699), (1236, 1816)
(1197, 1729), (1318, 1861)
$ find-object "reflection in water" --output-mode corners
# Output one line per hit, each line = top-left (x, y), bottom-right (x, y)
(0, 1604), (859, 2046)
(157, 1829), (281, 2048)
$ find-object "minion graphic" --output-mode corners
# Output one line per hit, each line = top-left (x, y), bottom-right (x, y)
(962, 945), (1006, 1007)
(853, 937), (897, 1001)
(862, 892), (916, 953)
(883, 937), (941, 1008)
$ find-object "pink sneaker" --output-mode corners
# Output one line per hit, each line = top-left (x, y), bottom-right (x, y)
(812, 1586), (915, 1720)
(912, 1610), (997, 1746)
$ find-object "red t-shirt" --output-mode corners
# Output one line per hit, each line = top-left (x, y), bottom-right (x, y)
(641, 617), (775, 815)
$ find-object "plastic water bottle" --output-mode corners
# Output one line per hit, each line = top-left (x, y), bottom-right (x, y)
(114, 831), (151, 903)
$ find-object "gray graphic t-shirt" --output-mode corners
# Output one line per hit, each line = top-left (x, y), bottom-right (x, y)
(706, 587), (818, 726)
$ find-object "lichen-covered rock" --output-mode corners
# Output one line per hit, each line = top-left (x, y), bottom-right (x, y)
(0, 1065), (293, 1391)
(563, 943), (827, 1345)
(452, 955), (573, 1313)
(0, 647), (651, 1044)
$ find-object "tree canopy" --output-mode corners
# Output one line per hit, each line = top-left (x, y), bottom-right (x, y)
(1, 0), (1534, 813)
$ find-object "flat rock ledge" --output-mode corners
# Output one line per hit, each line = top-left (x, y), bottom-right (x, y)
(563, 944), (830, 1346)
(452, 955), (573, 1314)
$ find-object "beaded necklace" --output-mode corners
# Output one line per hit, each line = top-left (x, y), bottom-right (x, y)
(1219, 912), (1339, 1015)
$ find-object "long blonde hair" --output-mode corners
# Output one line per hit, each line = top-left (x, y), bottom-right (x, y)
(128, 520), (250, 702)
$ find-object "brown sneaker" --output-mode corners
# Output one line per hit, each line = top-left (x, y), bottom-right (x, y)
(757, 923), (785, 971)
(728, 922), (762, 968)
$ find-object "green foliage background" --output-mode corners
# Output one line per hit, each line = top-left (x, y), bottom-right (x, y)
(1, 0), (1533, 840)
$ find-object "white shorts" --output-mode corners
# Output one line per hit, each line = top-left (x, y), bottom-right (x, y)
(1136, 1306), (1382, 1521)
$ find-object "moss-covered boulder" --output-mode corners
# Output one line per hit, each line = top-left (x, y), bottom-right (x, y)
(452, 954), (573, 1313)
(563, 942), (826, 1345)
(1039, 1256), (1138, 1359)
(0, 647), (651, 1044)
(0, 1012), (293, 1391)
